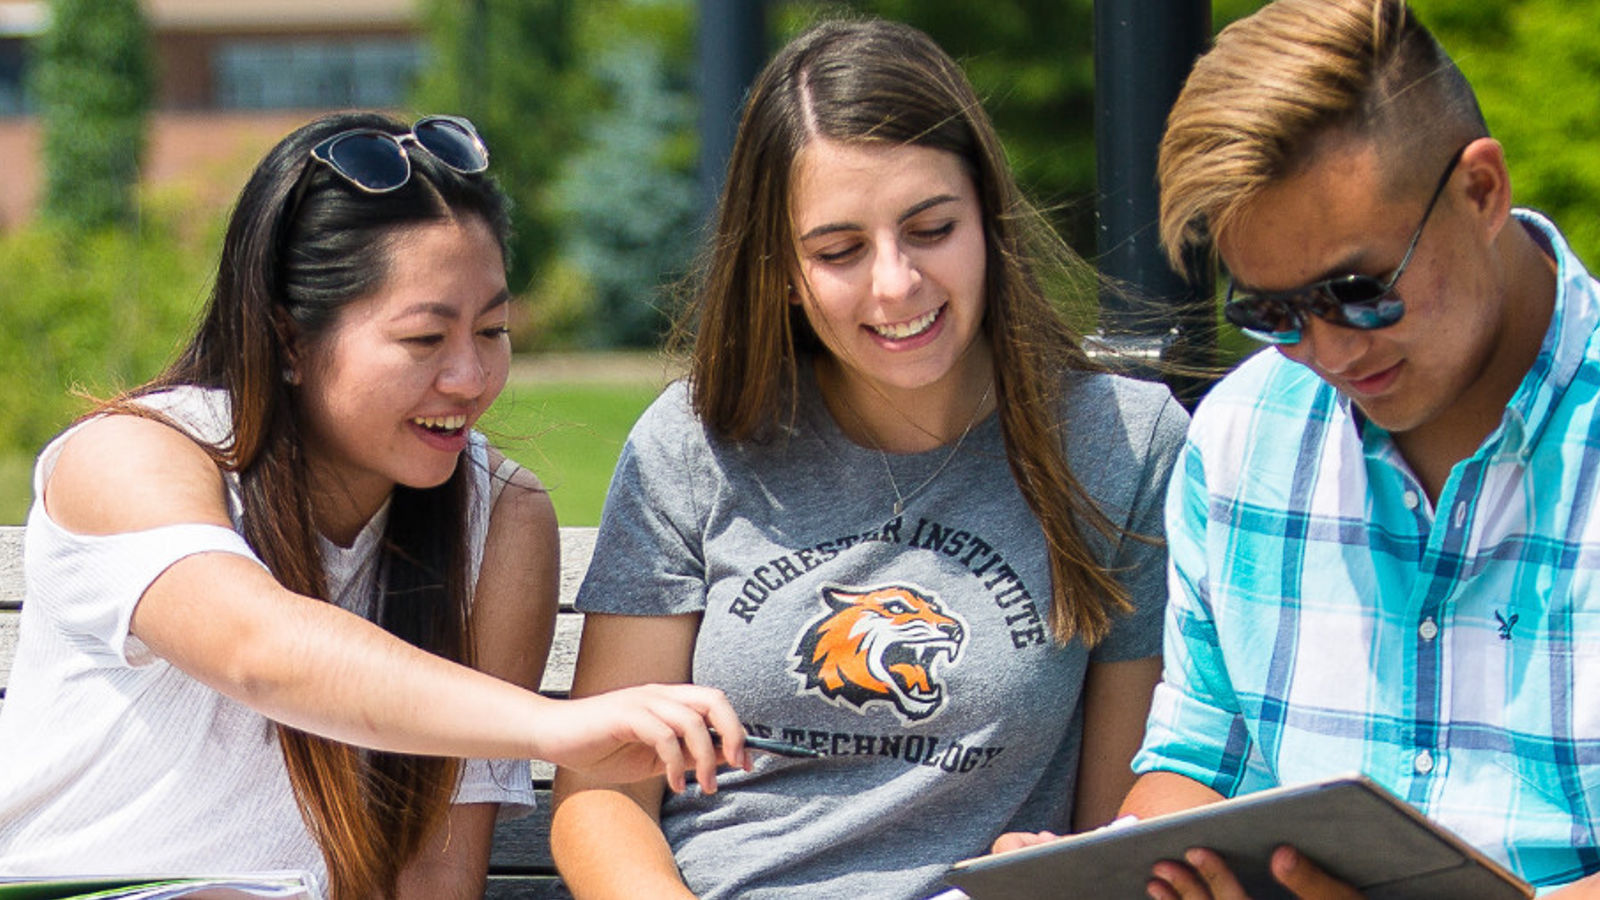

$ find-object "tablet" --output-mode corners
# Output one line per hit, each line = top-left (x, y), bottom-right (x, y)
(944, 775), (1534, 900)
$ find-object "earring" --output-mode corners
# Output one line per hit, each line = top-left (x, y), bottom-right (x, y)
(282, 367), (299, 386)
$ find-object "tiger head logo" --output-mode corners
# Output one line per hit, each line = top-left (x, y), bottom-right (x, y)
(791, 584), (967, 723)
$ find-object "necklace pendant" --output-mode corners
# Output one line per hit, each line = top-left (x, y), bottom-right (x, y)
(862, 377), (992, 526)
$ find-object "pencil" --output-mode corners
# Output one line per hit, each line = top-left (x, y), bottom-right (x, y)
(710, 729), (824, 759)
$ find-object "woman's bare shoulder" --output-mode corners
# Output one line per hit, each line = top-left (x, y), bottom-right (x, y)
(45, 413), (230, 536)
(485, 451), (556, 534)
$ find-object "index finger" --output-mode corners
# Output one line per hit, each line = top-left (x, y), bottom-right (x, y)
(1271, 845), (1362, 899)
(1183, 847), (1249, 900)
(702, 693), (749, 771)
(631, 708), (689, 793)
(666, 697), (722, 793)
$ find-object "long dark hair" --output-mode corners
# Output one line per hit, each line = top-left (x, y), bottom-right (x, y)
(126, 111), (511, 899)
(676, 19), (1132, 646)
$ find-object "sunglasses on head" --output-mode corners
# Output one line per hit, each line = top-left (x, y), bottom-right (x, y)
(1222, 144), (1466, 345)
(308, 114), (489, 193)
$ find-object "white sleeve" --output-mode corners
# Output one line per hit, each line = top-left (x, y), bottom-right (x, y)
(26, 513), (267, 667)
(454, 756), (538, 820)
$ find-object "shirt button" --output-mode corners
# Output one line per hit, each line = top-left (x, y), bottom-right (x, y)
(1403, 491), (1420, 510)
(1419, 618), (1439, 641)
(1453, 502), (1467, 528)
(1414, 750), (1435, 775)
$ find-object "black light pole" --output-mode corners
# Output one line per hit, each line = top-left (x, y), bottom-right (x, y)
(1094, 0), (1213, 400)
(697, 0), (766, 222)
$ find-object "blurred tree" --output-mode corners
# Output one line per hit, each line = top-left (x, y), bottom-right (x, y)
(779, 0), (1100, 253)
(1416, 0), (1600, 265)
(552, 36), (700, 346)
(865, 0), (1099, 251)
(420, 0), (1600, 350)
(413, 0), (588, 291)
(782, 0), (1600, 271)
(31, 0), (153, 231)
(522, 1), (700, 348)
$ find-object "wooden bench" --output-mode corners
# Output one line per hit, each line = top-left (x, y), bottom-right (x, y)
(0, 524), (584, 899)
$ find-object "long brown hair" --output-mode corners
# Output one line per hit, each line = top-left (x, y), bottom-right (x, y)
(116, 112), (511, 898)
(676, 18), (1132, 645)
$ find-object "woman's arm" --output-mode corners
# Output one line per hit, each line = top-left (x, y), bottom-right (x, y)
(46, 414), (745, 786)
(550, 612), (706, 899)
(395, 803), (497, 900)
(1072, 655), (1163, 830)
(991, 655), (1162, 853)
(472, 453), (561, 703)
(396, 455), (560, 896)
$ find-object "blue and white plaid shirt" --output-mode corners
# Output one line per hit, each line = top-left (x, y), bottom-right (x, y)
(1134, 210), (1600, 889)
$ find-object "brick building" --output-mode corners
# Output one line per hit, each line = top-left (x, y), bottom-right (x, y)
(0, 0), (423, 227)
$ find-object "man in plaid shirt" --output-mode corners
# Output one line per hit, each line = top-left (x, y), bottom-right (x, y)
(1119, 0), (1600, 896)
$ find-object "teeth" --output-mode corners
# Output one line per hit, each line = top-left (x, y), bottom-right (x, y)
(871, 307), (940, 340)
(413, 415), (467, 431)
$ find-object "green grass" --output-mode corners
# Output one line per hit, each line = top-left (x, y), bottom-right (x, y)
(0, 378), (663, 529)
(479, 379), (662, 526)
(0, 454), (31, 525)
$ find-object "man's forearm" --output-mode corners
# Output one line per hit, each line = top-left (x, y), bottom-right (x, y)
(1119, 770), (1228, 820)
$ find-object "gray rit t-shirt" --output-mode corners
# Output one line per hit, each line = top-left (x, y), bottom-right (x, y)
(576, 367), (1188, 900)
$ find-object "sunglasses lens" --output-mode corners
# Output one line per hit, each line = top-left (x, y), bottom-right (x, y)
(414, 118), (488, 174)
(1225, 275), (1406, 344)
(1225, 295), (1299, 335)
(324, 134), (410, 192)
(1340, 294), (1404, 329)
(1243, 326), (1302, 345)
(1323, 276), (1385, 306)
(1321, 277), (1405, 329)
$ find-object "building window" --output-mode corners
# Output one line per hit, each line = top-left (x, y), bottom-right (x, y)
(214, 38), (424, 110)
(0, 38), (30, 116)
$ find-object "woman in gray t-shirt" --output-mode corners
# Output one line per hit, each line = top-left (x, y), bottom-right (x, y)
(551, 19), (1189, 900)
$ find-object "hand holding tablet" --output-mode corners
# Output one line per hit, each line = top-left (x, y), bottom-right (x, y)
(945, 775), (1533, 900)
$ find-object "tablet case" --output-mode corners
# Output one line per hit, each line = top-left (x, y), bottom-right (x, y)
(944, 775), (1534, 900)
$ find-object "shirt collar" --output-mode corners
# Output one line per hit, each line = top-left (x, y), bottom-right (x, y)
(1497, 209), (1598, 460)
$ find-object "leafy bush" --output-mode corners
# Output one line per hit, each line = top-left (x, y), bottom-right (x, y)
(0, 215), (213, 456)
(514, 257), (595, 352)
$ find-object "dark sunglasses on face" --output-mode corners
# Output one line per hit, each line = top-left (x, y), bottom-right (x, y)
(1222, 144), (1467, 345)
(308, 114), (489, 192)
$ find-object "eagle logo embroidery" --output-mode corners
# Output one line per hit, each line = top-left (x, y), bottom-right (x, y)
(791, 584), (967, 723)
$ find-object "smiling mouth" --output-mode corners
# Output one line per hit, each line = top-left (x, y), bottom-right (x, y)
(412, 414), (468, 434)
(1345, 362), (1401, 394)
(869, 305), (943, 341)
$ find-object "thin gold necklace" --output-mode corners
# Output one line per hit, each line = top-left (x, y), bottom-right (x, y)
(847, 379), (994, 517)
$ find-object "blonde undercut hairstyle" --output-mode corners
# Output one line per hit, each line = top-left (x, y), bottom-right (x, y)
(1157, 0), (1488, 269)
